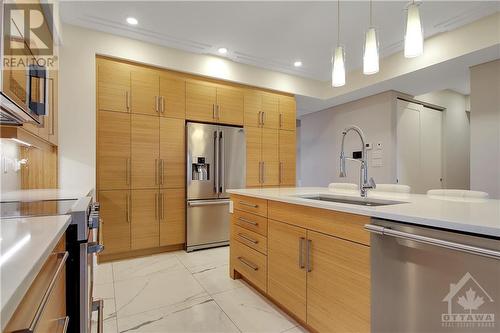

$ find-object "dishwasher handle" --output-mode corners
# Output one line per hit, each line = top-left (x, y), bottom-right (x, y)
(365, 224), (500, 261)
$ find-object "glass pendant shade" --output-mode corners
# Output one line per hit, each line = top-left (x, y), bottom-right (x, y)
(404, 3), (424, 58)
(363, 27), (379, 75)
(332, 46), (346, 87)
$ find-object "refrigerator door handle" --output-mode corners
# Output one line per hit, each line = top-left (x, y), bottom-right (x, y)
(214, 131), (219, 194)
(219, 131), (225, 194)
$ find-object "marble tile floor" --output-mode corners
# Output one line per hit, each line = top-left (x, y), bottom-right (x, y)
(91, 246), (308, 333)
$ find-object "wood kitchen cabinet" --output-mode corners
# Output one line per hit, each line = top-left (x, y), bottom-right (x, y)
(131, 189), (160, 250)
(217, 86), (244, 125)
(244, 90), (279, 129)
(97, 58), (131, 113)
(268, 219), (307, 322)
(230, 196), (371, 333)
(160, 74), (186, 119)
(131, 114), (159, 189)
(278, 96), (296, 131)
(99, 190), (131, 255)
(245, 127), (279, 187)
(98, 111), (131, 190)
(186, 81), (217, 122)
(279, 130), (296, 186)
(160, 117), (185, 189)
(186, 80), (244, 125)
(159, 188), (186, 246)
(307, 230), (370, 333)
(131, 68), (160, 116)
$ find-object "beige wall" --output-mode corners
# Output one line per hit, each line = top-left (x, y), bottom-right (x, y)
(415, 90), (470, 190)
(298, 92), (398, 187)
(470, 59), (500, 198)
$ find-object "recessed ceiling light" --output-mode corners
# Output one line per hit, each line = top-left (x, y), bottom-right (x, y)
(217, 47), (228, 54)
(126, 17), (138, 25)
(293, 61), (302, 67)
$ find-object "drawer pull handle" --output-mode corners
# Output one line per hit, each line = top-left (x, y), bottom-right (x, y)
(239, 201), (258, 208)
(17, 252), (69, 333)
(238, 233), (258, 244)
(237, 256), (259, 271)
(238, 217), (258, 226)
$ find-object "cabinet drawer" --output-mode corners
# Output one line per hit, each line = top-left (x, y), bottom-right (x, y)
(231, 240), (267, 292)
(232, 195), (268, 217)
(268, 200), (370, 246)
(232, 209), (268, 236)
(232, 224), (267, 255)
(5, 236), (67, 333)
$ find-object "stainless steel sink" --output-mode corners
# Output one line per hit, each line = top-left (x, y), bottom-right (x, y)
(296, 194), (406, 206)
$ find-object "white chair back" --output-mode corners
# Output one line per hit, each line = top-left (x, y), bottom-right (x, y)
(372, 184), (411, 194)
(427, 189), (489, 199)
(328, 183), (358, 193)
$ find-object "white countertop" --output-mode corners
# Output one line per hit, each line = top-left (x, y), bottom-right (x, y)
(227, 187), (500, 237)
(0, 188), (93, 202)
(0, 215), (71, 330)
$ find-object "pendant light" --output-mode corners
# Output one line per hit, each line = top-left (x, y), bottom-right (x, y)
(332, 0), (346, 87)
(363, 0), (379, 74)
(404, 1), (424, 58)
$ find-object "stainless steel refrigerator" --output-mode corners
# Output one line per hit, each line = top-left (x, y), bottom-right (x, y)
(186, 122), (246, 251)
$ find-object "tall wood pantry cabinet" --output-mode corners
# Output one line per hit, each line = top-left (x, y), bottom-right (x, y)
(96, 56), (297, 261)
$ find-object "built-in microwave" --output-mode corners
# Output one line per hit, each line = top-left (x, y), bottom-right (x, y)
(0, 1), (48, 125)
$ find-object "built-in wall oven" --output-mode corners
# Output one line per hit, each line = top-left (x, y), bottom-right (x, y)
(0, 196), (104, 333)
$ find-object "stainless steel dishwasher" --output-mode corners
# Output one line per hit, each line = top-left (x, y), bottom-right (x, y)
(366, 219), (500, 333)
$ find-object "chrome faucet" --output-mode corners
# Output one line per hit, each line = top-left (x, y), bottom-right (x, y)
(339, 125), (376, 197)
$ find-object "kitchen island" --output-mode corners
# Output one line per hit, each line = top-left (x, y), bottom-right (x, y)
(227, 187), (500, 333)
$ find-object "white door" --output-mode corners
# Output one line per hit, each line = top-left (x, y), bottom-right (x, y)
(420, 107), (443, 191)
(396, 100), (443, 194)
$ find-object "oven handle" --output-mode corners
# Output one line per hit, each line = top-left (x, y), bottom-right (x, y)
(364, 224), (500, 260)
(16, 252), (69, 333)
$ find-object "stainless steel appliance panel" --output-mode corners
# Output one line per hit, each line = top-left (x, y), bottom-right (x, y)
(219, 125), (246, 198)
(187, 122), (219, 200)
(187, 199), (230, 251)
(368, 219), (500, 333)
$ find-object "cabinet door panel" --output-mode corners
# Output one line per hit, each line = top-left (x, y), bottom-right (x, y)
(186, 81), (216, 122)
(261, 94), (279, 129)
(160, 117), (185, 189)
(279, 130), (296, 186)
(244, 90), (261, 127)
(131, 68), (159, 116)
(99, 190), (131, 254)
(160, 75), (185, 119)
(279, 96), (296, 131)
(217, 86), (243, 125)
(268, 220), (307, 322)
(98, 111), (130, 190)
(262, 128), (279, 186)
(97, 59), (130, 113)
(131, 114), (159, 189)
(245, 126), (262, 187)
(307, 230), (370, 333)
(131, 189), (159, 250)
(159, 188), (185, 246)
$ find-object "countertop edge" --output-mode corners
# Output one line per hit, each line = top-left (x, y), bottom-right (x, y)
(1, 215), (71, 331)
(227, 190), (500, 238)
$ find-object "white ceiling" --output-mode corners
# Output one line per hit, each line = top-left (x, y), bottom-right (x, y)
(60, 1), (500, 82)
